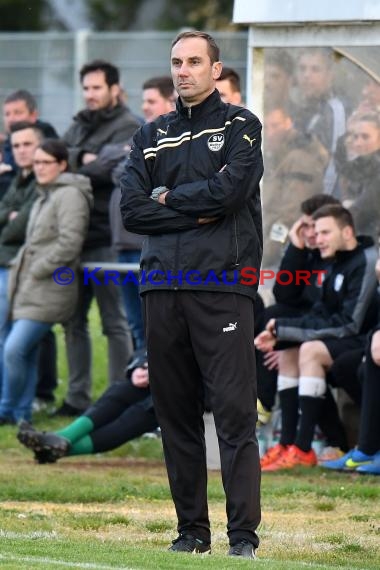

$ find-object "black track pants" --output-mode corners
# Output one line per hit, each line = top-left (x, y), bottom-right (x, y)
(143, 290), (261, 547)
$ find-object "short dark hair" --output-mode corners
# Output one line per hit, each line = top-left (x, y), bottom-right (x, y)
(4, 89), (37, 112)
(80, 60), (120, 87)
(312, 204), (355, 231)
(218, 67), (241, 93)
(142, 76), (175, 100)
(171, 31), (220, 64)
(38, 138), (69, 168)
(10, 121), (43, 140)
(301, 194), (340, 216)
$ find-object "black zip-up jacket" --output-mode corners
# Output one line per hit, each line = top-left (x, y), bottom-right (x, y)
(275, 236), (378, 342)
(63, 104), (140, 250)
(273, 243), (330, 309)
(120, 90), (263, 299)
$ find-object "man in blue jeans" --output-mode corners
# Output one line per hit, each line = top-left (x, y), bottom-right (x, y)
(0, 122), (42, 423)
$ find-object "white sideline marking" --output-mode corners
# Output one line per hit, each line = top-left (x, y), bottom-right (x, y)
(0, 552), (366, 570)
(256, 559), (366, 570)
(0, 553), (136, 569)
(0, 529), (58, 539)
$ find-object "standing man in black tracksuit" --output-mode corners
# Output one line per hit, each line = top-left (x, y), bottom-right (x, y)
(120, 31), (263, 559)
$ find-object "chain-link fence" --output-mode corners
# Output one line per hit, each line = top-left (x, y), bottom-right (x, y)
(0, 31), (248, 136)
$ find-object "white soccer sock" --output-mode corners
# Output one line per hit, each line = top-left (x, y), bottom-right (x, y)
(299, 376), (326, 398)
(277, 375), (299, 392)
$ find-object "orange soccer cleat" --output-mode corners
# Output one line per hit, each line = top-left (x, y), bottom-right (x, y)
(262, 444), (317, 472)
(260, 443), (288, 468)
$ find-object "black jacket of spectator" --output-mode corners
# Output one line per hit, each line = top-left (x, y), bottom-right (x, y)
(63, 104), (140, 249)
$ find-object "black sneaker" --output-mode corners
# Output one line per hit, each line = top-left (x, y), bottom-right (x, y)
(33, 449), (59, 464)
(228, 539), (256, 558)
(50, 401), (86, 417)
(168, 533), (211, 554)
(17, 423), (70, 461)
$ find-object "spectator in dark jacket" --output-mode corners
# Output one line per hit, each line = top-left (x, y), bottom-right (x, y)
(255, 205), (378, 471)
(56, 60), (140, 416)
(256, 194), (341, 424)
(0, 122), (43, 398)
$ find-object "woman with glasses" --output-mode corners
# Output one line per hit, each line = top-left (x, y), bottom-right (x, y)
(0, 139), (92, 424)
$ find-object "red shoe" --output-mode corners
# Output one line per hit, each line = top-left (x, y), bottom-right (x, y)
(260, 443), (288, 468)
(263, 444), (317, 472)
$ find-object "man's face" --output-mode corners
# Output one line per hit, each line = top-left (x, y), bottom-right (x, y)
(171, 37), (222, 106)
(264, 109), (293, 150)
(142, 87), (174, 122)
(350, 120), (380, 157)
(264, 64), (291, 102)
(300, 214), (317, 249)
(82, 70), (119, 111)
(315, 216), (347, 258)
(3, 100), (37, 132)
(11, 128), (40, 170)
(216, 78), (241, 105)
(361, 80), (380, 109)
(296, 53), (332, 100)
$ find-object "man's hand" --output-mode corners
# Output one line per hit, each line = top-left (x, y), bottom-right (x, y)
(288, 217), (306, 249)
(82, 152), (97, 165)
(158, 191), (169, 205)
(263, 350), (280, 371)
(254, 330), (276, 352)
(150, 186), (170, 203)
(131, 366), (149, 388)
(255, 319), (277, 352)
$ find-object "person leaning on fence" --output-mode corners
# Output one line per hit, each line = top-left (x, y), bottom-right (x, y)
(17, 349), (158, 463)
(57, 59), (140, 417)
(0, 139), (92, 425)
(120, 31), (263, 559)
(255, 204), (378, 471)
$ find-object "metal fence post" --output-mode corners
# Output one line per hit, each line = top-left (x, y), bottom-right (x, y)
(73, 29), (90, 113)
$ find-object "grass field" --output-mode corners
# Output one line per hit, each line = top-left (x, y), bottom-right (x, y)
(0, 305), (379, 569)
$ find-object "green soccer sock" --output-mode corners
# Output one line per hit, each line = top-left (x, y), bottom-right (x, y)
(55, 416), (94, 445)
(66, 435), (95, 456)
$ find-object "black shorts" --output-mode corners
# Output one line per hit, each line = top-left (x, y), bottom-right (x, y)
(322, 335), (367, 360)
